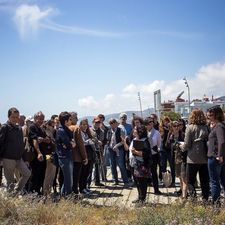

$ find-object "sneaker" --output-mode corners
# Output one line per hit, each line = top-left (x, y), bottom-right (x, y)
(80, 189), (89, 195)
(124, 182), (133, 188)
(95, 182), (105, 187)
(174, 189), (182, 196)
(154, 190), (163, 195)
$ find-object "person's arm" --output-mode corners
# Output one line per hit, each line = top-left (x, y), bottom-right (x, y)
(75, 128), (88, 164)
(216, 124), (225, 163)
(181, 125), (192, 152)
(33, 139), (43, 161)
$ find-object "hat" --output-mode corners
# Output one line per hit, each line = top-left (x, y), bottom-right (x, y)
(119, 112), (127, 119)
(25, 116), (34, 122)
(93, 116), (101, 123)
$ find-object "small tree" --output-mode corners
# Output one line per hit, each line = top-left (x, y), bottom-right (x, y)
(161, 111), (181, 121)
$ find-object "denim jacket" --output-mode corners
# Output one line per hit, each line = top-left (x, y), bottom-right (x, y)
(56, 125), (73, 158)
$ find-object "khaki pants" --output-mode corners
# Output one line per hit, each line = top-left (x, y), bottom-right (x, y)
(3, 158), (31, 192)
(43, 159), (56, 195)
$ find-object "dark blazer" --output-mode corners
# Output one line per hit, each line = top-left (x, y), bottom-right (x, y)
(208, 122), (225, 158)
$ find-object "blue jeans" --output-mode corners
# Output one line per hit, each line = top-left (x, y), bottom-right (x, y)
(58, 152), (73, 196)
(208, 157), (225, 202)
(109, 147), (128, 183)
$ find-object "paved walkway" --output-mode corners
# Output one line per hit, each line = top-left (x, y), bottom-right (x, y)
(83, 170), (181, 208)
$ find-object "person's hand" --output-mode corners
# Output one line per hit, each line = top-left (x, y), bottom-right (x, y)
(131, 148), (137, 155)
(71, 139), (76, 148)
(44, 137), (51, 144)
(83, 158), (88, 165)
(37, 153), (44, 161)
(37, 137), (44, 143)
(216, 156), (223, 164)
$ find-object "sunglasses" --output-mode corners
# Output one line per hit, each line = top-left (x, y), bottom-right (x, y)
(173, 125), (179, 128)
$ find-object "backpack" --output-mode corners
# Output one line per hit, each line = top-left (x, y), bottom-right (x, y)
(0, 124), (9, 157)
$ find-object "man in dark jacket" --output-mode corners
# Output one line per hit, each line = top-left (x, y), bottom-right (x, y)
(0, 107), (31, 193)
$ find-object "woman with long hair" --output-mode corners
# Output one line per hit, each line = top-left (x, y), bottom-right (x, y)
(207, 106), (225, 204)
(181, 109), (209, 201)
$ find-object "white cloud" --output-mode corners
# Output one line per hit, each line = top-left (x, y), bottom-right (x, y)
(13, 4), (54, 39)
(12, 4), (125, 39)
(78, 96), (99, 109)
(78, 62), (225, 116)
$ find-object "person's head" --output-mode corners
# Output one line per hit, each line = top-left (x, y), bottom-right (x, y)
(171, 121), (180, 133)
(178, 118), (186, 132)
(144, 117), (154, 131)
(135, 125), (148, 139)
(19, 115), (26, 126)
(119, 112), (127, 124)
(150, 113), (158, 122)
(59, 111), (72, 127)
(132, 116), (144, 128)
(93, 116), (101, 128)
(52, 116), (59, 129)
(44, 119), (55, 130)
(188, 109), (207, 125)
(108, 118), (118, 129)
(97, 114), (105, 123)
(34, 111), (45, 127)
(8, 107), (20, 125)
(70, 112), (78, 125)
(162, 116), (170, 126)
(207, 105), (224, 123)
(79, 119), (89, 132)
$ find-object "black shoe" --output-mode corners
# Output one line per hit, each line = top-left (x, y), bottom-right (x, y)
(174, 189), (182, 196)
(113, 181), (119, 185)
(154, 190), (163, 195)
(95, 182), (105, 187)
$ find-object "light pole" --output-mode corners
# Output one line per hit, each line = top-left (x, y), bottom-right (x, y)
(138, 92), (143, 118)
(183, 77), (191, 114)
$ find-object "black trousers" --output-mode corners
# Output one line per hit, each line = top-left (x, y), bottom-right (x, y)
(30, 158), (46, 194)
(136, 177), (148, 200)
(150, 153), (160, 192)
(73, 162), (82, 194)
(186, 163), (209, 200)
(79, 161), (92, 191)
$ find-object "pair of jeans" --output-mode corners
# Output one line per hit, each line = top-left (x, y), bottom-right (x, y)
(58, 152), (73, 196)
(108, 147), (128, 183)
(208, 157), (225, 202)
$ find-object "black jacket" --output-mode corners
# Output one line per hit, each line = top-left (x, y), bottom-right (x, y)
(0, 122), (25, 160)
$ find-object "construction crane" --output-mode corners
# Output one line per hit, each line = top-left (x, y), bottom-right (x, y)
(176, 91), (185, 102)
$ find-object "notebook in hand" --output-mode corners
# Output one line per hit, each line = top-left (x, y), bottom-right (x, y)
(133, 140), (146, 151)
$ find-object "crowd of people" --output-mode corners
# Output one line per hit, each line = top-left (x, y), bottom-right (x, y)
(0, 106), (224, 205)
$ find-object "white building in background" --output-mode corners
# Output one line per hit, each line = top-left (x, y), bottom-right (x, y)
(174, 97), (225, 118)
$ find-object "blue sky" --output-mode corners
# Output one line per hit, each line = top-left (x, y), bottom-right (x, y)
(0, 0), (225, 122)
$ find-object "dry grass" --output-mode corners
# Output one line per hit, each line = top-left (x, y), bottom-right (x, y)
(0, 195), (225, 225)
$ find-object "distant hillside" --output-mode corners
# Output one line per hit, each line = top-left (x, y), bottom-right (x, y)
(80, 108), (155, 125)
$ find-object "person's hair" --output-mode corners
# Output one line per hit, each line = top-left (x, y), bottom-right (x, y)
(79, 119), (93, 138)
(59, 111), (71, 126)
(178, 118), (186, 132)
(8, 107), (19, 118)
(51, 114), (58, 120)
(108, 118), (117, 125)
(143, 117), (154, 126)
(188, 109), (207, 125)
(131, 116), (144, 128)
(98, 114), (105, 121)
(159, 116), (171, 135)
(34, 111), (45, 120)
(136, 125), (148, 139)
(207, 106), (225, 122)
